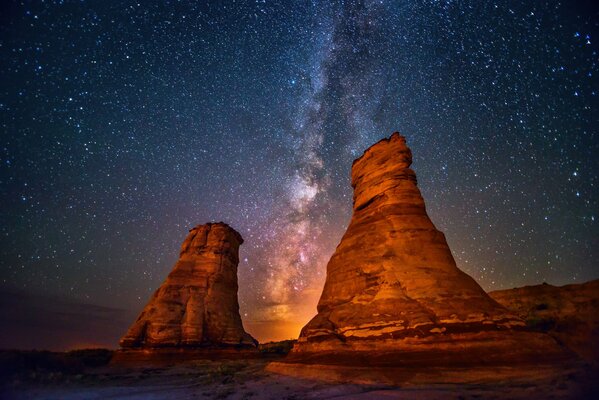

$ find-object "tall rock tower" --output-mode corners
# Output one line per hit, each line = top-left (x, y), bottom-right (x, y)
(270, 133), (569, 379)
(120, 222), (256, 348)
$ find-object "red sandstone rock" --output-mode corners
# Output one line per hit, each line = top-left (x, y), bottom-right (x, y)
(119, 223), (256, 348)
(273, 132), (571, 371)
(490, 279), (599, 363)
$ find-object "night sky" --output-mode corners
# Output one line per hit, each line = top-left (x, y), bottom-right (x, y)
(1, 1), (597, 343)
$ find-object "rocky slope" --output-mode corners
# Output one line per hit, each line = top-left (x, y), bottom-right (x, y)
(271, 132), (571, 374)
(119, 222), (256, 348)
(490, 279), (599, 363)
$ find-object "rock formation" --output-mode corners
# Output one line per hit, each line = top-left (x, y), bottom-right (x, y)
(270, 132), (571, 379)
(490, 279), (599, 363)
(120, 222), (256, 348)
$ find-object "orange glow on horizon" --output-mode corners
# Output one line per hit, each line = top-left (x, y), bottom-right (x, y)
(242, 289), (321, 343)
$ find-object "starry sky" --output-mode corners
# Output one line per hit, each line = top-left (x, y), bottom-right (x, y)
(1, 0), (597, 344)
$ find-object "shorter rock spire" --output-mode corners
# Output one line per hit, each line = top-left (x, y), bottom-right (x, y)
(120, 222), (256, 348)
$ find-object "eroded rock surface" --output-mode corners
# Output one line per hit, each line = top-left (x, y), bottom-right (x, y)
(120, 222), (256, 348)
(280, 132), (570, 367)
(490, 279), (599, 363)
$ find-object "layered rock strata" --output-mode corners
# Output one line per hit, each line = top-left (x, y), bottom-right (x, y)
(120, 222), (256, 348)
(275, 132), (570, 370)
(490, 279), (599, 363)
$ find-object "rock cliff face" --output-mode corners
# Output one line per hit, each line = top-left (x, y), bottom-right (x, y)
(279, 132), (569, 368)
(490, 279), (599, 363)
(120, 223), (256, 348)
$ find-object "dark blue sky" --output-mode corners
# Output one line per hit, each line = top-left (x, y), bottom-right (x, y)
(1, 0), (597, 341)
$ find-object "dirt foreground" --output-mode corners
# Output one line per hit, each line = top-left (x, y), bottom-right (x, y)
(2, 351), (598, 400)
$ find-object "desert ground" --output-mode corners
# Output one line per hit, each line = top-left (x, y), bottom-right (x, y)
(1, 348), (597, 400)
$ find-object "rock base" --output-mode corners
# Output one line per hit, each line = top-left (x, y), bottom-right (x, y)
(110, 347), (260, 367)
(265, 361), (579, 386)
(267, 330), (579, 384)
(287, 330), (572, 365)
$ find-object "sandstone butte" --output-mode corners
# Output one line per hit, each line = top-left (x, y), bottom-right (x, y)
(490, 279), (599, 364)
(268, 132), (575, 383)
(119, 222), (256, 351)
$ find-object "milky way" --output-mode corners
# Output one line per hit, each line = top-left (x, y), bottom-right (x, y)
(1, 1), (597, 341)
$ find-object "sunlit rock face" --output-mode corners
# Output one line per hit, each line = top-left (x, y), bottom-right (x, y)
(120, 223), (257, 348)
(284, 132), (568, 366)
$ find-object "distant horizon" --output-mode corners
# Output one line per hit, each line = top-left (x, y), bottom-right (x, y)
(3, 276), (597, 352)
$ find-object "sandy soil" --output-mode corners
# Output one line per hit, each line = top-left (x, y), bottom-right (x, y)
(2, 357), (597, 400)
